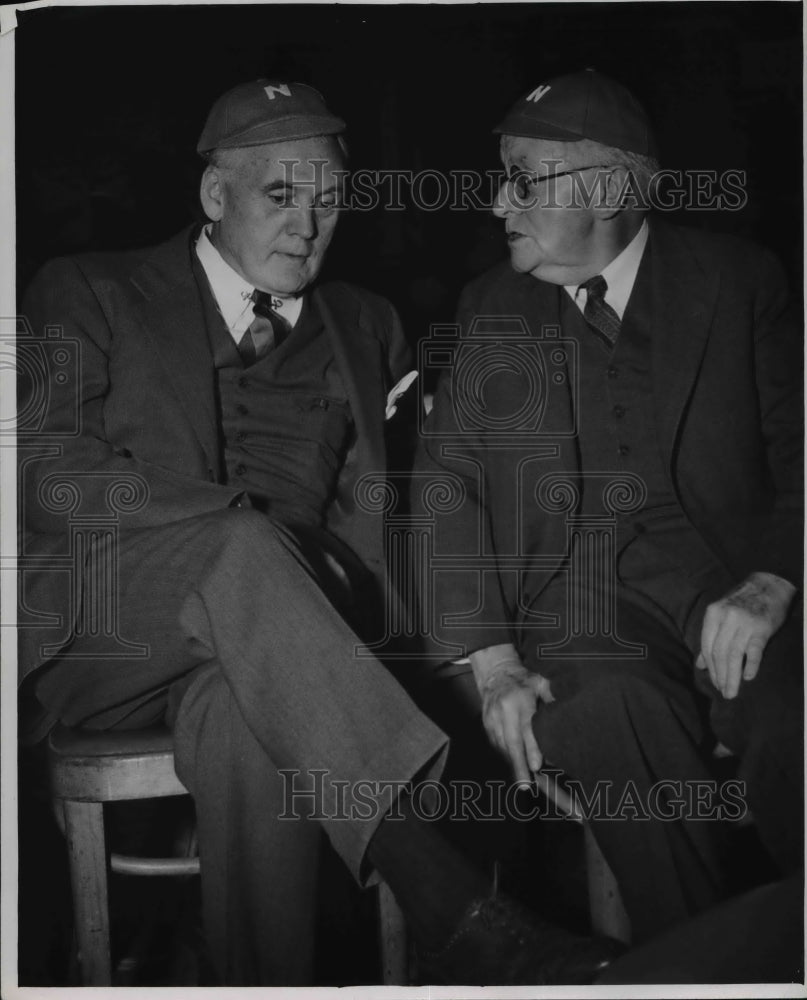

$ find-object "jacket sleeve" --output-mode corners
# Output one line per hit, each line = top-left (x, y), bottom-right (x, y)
(19, 257), (242, 536)
(750, 250), (804, 584)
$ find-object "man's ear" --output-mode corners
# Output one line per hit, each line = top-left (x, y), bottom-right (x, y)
(594, 165), (631, 220)
(200, 164), (225, 222)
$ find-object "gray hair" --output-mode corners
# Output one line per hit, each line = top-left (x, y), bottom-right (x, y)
(565, 138), (659, 207)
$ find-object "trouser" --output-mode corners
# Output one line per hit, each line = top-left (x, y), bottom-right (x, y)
(521, 596), (803, 943)
(34, 509), (449, 983)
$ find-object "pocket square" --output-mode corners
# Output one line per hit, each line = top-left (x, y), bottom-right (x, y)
(385, 370), (418, 420)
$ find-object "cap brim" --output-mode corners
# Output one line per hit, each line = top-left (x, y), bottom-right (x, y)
(492, 114), (584, 142)
(198, 115), (345, 153)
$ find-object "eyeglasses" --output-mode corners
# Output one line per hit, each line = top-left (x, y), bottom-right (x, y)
(505, 164), (612, 206)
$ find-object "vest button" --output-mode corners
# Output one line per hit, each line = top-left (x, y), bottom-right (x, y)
(236, 404), (248, 415)
(607, 366), (619, 379)
(238, 376), (249, 389)
(612, 404), (626, 418)
(236, 431), (247, 443)
(618, 444), (630, 457)
(235, 463), (246, 476)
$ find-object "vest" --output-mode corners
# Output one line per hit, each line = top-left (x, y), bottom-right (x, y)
(194, 260), (354, 529)
(538, 266), (734, 652)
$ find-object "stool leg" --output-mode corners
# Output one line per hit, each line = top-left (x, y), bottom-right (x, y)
(377, 882), (408, 984)
(583, 825), (631, 944)
(62, 799), (112, 985)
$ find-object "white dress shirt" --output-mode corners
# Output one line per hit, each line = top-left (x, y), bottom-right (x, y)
(564, 219), (649, 321)
(195, 225), (303, 344)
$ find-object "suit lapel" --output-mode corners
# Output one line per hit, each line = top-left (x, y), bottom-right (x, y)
(514, 273), (579, 474)
(315, 283), (385, 471)
(542, 281), (579, 457)
(505, 273), (581, 608)
(129, 227), (219, 466)
(636, 221), (719, 464)
(314, 282), (388, 569)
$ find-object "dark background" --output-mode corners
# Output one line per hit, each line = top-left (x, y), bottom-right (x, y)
(16, 1), (803, 350)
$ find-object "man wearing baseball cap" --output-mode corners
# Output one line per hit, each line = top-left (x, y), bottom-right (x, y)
(20, 79), (621, 985)
(418, 69), (802, 942)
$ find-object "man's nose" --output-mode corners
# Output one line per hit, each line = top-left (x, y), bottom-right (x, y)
(493, 178), (516, 218)
(289, 204), (317, 239)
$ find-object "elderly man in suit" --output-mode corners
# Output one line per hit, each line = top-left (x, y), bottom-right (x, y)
(416, 69), (802, 942)
(19, 79), (619, 985)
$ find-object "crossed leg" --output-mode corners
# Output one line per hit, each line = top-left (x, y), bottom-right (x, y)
(35, 508), (448, 982)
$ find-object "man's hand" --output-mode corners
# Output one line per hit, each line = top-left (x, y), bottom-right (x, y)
(469, 644), (554, 788)
(696, 571), (796, 699)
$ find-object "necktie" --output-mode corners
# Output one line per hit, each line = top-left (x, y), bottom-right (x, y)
(237, 291), (292, 366)
(579, 274), (621, 346)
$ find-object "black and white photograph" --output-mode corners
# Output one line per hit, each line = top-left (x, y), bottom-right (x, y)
(3, 0), (803, 993)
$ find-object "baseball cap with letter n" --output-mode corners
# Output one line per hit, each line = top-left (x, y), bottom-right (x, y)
(197, 78), (346, 154)
(493, 68), (657, 157)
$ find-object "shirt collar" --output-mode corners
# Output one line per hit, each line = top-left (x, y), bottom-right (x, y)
(195, 225), (303, 337)
(564, 218), (649, 321)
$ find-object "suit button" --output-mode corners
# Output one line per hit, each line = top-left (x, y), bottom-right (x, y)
(607, 366), (619, 379)
(612, 404), (626, 418)
(235, 463), (246, 476)
(236, 431), (247, 443)
(618, 444), (630, 457)
(236, 404), (248, 415)
(238, 377), (249, 389)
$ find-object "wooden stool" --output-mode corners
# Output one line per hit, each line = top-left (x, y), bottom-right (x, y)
(48, 724), (409, 985)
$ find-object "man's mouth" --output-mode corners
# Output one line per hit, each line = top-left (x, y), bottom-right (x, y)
(277, 250), (311, 260)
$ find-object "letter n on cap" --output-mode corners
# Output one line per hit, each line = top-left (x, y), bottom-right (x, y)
(526, 85), (551, 103)
(264, 84), (291, 100)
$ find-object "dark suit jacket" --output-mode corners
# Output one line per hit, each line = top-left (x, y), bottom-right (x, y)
(415, 219), (803, 656)
(19, 226), (411, 682)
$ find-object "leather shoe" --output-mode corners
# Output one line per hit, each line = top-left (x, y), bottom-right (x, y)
(417, 894), (625, 985)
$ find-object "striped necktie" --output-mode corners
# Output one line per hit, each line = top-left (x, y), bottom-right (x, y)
(237, 291), (292, 366)
(579, 274), (621, 346)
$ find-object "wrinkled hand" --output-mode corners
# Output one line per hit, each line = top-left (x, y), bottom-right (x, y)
(470, 644), (554, 788)
(696, 571), (796, 699)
